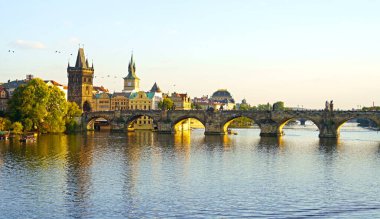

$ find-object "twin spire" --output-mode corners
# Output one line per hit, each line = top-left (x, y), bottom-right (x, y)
(69, 48), (139, 81)
(124, 53), (140, 80)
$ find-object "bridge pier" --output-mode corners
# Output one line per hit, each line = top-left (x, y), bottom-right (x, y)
(156, 121), (174, 134)
(110, 122), (125, 132)
(204, 123), (226, 135)
(319, 122), (339, 138)
(259, 123), (283, 137)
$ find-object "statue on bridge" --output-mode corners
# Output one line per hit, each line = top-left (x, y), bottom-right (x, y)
(325, 100), (334, 112)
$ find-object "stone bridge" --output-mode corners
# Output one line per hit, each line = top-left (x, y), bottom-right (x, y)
(82, 109), (380, 138)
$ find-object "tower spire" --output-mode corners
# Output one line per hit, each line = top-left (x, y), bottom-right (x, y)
(123, 53), (140, 92)
(127, 53), (138, 78)
(74, 48), (88, 68)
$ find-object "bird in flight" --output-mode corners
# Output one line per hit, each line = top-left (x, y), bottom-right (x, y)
(8, 50), (15, 53)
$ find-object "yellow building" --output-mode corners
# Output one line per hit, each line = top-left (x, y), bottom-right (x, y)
(129, 91), (154, 130)
(111, 93), (129, 110)
(169, 92), (191, 110)
(92, 93), (111, 111)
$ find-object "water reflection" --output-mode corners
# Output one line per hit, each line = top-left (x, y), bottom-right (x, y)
(64, 134), (94, 218)
(256, 137), (284, 153)
(319, 138), (340, 154)
(0, 130), (380, 218)
(204, 135), (233, 151)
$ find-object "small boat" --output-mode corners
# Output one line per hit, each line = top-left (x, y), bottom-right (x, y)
(0, 131), (10, 140)
(227, 129), (238, 135)
(19, 134), (36, 142)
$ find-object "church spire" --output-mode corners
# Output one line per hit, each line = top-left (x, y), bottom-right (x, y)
(124, 53), (139, 80)
(150, 82), (161, 93)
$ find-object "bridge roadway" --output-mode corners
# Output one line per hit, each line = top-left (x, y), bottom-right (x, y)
(82, 109), (380, 138)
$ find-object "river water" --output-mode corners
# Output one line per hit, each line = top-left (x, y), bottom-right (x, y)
(0, 125), (380, 218)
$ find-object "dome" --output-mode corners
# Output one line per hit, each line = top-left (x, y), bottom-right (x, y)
(210, 89), (235, 104)
(211, 89), (233, 99)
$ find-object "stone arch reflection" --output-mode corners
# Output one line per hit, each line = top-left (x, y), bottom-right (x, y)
(86, 116), (111, 131)
(256, 137), (284, 153)
(172, 117), (205, 133)
(126, 114), (158, 132)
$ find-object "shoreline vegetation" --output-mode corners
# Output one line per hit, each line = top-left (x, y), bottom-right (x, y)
(0, 78), (81, 135)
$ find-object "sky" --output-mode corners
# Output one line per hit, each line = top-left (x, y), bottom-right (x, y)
(0, 0), (379, 109)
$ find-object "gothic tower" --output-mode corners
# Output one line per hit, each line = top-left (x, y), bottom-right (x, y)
(123, 54), (140, 92)
(67, 48), (94, 112)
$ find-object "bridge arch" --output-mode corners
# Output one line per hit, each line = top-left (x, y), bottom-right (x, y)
(125, 114), (159, 131)
(171, 116), (206, 133)
(277, 117), (321, 136)
(336, 115), (380, 137)
(86, 115), (112, 131)
(222, 115), (257, 133)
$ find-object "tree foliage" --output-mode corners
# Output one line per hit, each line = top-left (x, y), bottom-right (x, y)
(8, 78), (49, 131)
(273, 101), (285, 111)
(362, 106), (380, 111)
(256, 103), (271, 111)
(0, 117), (11, 131)
(158, 97), (174, 110)
(229, 117), (254, 128)
(11, 122), (23, 134)
(65, 102), (82, 133)
(191, 103), (202, 110)
(7, 78), (81, 133)
(239, 104), (250, 110)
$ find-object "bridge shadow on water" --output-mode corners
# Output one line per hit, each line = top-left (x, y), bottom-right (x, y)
(318, 138), (340, 153)
(255, 137), (284, 153)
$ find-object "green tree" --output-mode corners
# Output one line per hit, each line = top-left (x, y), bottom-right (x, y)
(0, 117), (11, 131)
(11, 122), (23, 134)
(362, 106), (380, 111)
(7, 78), (73, 133)
(239, 104), (250, 110)
(191, 103), (202, 110)
(65, 102), (82, 133)
(43, 86), (68, 133)
(23, 118), (33, 132)
(158, 97), (174, 110)
(8, 78), (49, 131)
(229, 117), (254, 128)
(257, 103), (271, 111)
(273, 101), (285, 111)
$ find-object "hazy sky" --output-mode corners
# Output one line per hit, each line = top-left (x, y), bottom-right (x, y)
(1, 0), (379, 109)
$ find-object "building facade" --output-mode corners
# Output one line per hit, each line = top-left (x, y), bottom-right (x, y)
(0, 86), (9, 112)
(169, 92), (192, 110)
(129, 91), (154, 129)
(111, 93), (129, 110)
(93, 93), (112, 111)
